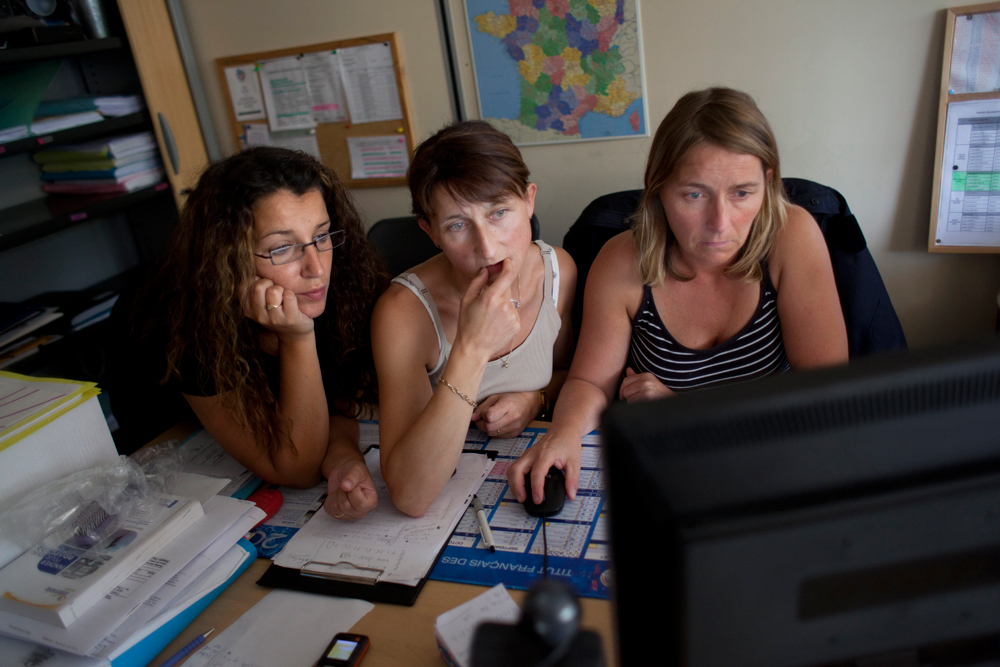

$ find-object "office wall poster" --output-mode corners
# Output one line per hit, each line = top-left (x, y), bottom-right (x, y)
(462, 0), (648, 146)
(933, 98), (1000, 248)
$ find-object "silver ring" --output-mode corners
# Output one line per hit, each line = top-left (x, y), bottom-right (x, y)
(266, 303), (279, 310)
(510, 299), (520, 309)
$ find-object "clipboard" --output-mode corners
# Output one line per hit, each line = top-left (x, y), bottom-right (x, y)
(257, 448), (498, 606)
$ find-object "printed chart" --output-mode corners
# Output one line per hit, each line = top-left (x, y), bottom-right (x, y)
(430, 428), (611, 600)
(934, 98), (1000, 247)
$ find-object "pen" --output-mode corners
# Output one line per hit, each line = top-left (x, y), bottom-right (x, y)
(159, 628), (214, 667)
(473, 495), (496, 553)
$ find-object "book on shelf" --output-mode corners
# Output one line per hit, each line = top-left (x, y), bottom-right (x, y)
(42, 157), (162, 181)
(33, 131), (157, 163)
(42, 167), (165, 194)
(34, 96), (144, 119)
(0, 303), (45, 336)
(0, 494), (204, 628)
(40, 149), (159, 172)
(0, 307), (62, 349)
(30, 111), (105, 135)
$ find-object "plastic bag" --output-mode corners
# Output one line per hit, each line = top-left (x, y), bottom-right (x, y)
(0, 440), (184, 566)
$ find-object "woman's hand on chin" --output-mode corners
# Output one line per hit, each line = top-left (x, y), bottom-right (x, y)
(472, 391), (539, 438)
(618, 367), (675, 403)
(243, 276), (315, 341)
(324, 458), (378, 520)
(453, 260), (521, 361)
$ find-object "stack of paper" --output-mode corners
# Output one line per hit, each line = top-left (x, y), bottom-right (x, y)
(0, 489), (265, 663)
(0, 495), (205, 627)
(0, 374), (110, 511)
(0, 304), (63, 369)
(33, 131), (163, 194)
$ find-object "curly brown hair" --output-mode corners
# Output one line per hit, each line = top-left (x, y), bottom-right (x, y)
(139, 147), (387, 462)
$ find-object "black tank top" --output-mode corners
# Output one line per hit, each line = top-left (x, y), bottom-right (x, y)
(626, 269), (789, 392)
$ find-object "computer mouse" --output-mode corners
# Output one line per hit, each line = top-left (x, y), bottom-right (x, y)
(519, 578), (581, 650)
(522, 467), (566, 517)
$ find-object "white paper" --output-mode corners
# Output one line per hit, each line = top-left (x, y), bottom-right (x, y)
(347, 135), (409, 179)
(242, 123), (270, 147)
(337, 42), (403, 123)
(224, 64), (266, 121)
(106, 543), (251, 660)
(272, 449), (491, 585)
(434, 584), (520, 667)
(302, 52), (348, 123)
(0, 371), (79, 431)
(240, 123), (322, 161)
(90, 503), (264, 659)
(933, 98), (1000, 247)
(950, 12), (1000, 94)
(172, 473), (231, 506)
(259, 57), (317, 132)
(180, 430), (257, 496)
(183, 589), (373, 667)
(267, 131), (322, 160)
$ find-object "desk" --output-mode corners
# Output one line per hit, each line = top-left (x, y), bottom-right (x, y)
(145, 423), (619, 667)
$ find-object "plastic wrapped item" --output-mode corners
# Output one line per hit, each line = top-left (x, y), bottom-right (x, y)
(0, 456), (148, 570)
(0, 440), (187, 571)
(130, 438), (184, 495)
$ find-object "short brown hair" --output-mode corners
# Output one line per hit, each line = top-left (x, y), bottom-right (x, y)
(635, 87), (788, 285)
(408, 120), (530, 221)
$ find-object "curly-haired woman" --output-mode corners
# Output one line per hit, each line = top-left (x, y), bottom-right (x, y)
(111, 147), (388, 520)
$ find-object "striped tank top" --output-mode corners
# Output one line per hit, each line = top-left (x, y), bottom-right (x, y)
(626, 269), (790, 392)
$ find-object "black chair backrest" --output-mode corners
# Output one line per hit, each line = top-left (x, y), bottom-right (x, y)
(561, 180), (907, 358)
(368, 214), (542, 277)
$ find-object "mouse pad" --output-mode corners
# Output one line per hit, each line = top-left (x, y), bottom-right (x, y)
(429, 427), (611, 600)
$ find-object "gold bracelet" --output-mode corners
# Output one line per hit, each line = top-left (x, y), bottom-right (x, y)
(440, 377), (477, 409)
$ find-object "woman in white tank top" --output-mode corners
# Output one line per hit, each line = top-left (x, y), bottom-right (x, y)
(370, 121), (577, 517)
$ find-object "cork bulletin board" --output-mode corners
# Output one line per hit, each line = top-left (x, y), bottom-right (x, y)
(216, 33), (415, 189)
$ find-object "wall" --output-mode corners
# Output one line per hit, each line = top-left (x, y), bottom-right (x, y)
(178, 0), (1000, 349)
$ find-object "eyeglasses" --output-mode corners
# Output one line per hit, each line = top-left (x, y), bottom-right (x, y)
(254, 230), (345, 265)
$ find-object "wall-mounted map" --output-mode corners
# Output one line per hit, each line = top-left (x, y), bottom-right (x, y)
(464, 0), (647, 145)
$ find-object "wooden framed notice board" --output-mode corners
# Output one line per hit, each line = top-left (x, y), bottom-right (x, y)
(216, 33), (415, 189)
(930, 3), (1000, 252)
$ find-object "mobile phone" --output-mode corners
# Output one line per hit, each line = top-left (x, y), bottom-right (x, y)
(318, 633), (370, 667)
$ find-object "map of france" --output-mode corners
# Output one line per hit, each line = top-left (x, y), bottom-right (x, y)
(468, 0), (645, 143)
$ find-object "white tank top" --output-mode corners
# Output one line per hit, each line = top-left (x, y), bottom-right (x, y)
(391, 240), (562, 402)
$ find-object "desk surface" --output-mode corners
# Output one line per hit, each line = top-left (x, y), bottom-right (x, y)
(146, 422), (619, 667)
(148, 559), (618, 667)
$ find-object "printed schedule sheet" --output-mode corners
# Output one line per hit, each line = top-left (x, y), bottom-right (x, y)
(935, 98), (1000, 247)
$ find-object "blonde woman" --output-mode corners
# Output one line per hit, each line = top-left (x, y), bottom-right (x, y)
(508, 87), (848, 505)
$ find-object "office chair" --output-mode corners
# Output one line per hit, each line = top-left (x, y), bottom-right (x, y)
(562, 180), (907, 358)
(368, 214), (542, 277)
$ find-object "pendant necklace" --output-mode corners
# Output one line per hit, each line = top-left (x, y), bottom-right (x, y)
(498, 274), (520, 368)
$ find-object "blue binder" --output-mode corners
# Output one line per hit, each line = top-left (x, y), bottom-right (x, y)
(109, 538), (257, 667)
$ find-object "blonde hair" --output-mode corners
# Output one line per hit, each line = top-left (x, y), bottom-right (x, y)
(635, 87), (788, 285)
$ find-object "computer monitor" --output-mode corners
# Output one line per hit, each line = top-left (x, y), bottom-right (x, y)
(603, 338), (1000, 667)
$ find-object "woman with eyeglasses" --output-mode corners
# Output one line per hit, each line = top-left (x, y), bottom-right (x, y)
(110, 147), (388, 520)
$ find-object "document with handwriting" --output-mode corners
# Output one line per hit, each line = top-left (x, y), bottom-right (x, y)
(272, 448), (491, 586)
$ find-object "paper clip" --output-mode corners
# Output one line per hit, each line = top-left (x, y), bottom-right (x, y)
(301, 559), (384, 586)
